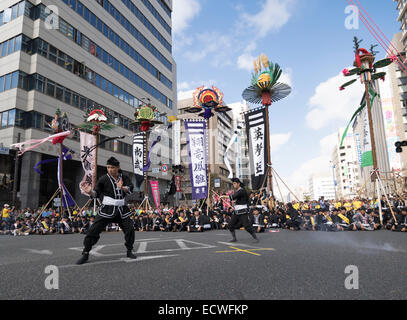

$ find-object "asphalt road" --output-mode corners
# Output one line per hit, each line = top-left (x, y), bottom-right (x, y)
(0, 229), (406, 300)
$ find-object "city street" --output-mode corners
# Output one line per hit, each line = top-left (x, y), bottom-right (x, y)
(1, 230), (406, 300)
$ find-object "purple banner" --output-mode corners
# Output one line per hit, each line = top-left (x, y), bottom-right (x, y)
(184, 120), (208, 200)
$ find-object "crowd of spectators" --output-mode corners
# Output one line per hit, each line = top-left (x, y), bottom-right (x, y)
(1, 194), (407, 237)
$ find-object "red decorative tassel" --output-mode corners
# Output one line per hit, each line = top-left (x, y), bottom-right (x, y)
(339, 86), (345, 91)
(141, 121), (151, 132)
(262, 91), (272, 106)
(342, 69), (350, 76)
(52, 136), (67, 145)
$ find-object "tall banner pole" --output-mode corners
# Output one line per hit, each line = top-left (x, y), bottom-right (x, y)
(265, 105), (273, 196)
(93, 134), (98, 216)
(59, 143), (63, 218)
(207, 118), (211, 213)
(145, 131), (149, 211)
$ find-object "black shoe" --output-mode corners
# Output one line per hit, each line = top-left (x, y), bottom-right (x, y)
(127, 250), (137, 259)
(76, 253), (89, 265)
(251, 233), (259, 243)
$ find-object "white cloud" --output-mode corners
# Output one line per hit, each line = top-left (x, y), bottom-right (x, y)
(271, 132), (292, 153)
(285, 132), (338, 192)
(177, 89), (195, 101)
(306, 71), (363, 130)
(241, 0), (296, 38)
(237, 52), (256, 71)
(173, 0), (201, 35)
(183, 32), (233, 66)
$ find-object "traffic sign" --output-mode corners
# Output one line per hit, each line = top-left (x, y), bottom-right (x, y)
(161, 164), (168, 172)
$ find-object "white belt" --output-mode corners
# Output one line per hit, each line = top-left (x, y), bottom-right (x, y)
(103, 196), (125, 206)
(235, 205), (248, 211)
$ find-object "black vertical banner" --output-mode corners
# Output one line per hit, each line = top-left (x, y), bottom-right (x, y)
(244, 107), (269, 190)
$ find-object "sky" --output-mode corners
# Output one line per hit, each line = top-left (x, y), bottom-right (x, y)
(171, 0), (401, 194)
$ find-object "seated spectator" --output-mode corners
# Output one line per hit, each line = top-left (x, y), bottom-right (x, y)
(220, 213), (230, 230)
(0, 220), (10, 235)
(160, 214), (174, 232)
(11, 219), (30, 236)
(173, 212), (189, 232)
(352, 208), (375, 231)
(391, 207), (407, 232)
(187, 209), (204, 232)
(39, 217), (50, 235)
(59, 217), (73, 234)
(250, 208), (265, 233)
(150, 213), (162, 231)
(49, 217), (59, 234)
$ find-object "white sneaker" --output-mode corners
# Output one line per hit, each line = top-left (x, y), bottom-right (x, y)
(24, 233), (29, 236)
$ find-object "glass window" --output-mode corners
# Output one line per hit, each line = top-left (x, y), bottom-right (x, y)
(113, 85), (118, 98)
(7, 38), (14, 55)
(42, 115), (52, 132)
(18, 2), (25, 17)
(101, 77), (107, 91)
(107, 81), (112, 95)
(14, 35), (22, 51)
(96, 45), (101, 58)
(65, 56), (73, 72)
(46, 80), (55, 97)
(124, 92), (128, 104)
(97, 19), (103, 32)
(108, 54), (113, 67)
(11, 4), (18, 20)
(0, 12), (3, 26)
(119, 88), (124, 101)
(38, 39), (48, 57)
(48, 45), (57, 62)
(2, 111), (8, 127)
(76, 1), (83, 16)
(90, 13), (96, 27)
(4, 73), (11, 91)
(72, 93), (79, 108)
(56, 85), (63, 101)
(103, 24), (108, 37)
(64, 89), (71, 104)
(11, 71), (18, 89)
(8, 109), (15, 126)
(35, 74), (44, 93)
(2, 40), (8, 57)
(95, 74), (101, 87)
(57, 51), (66, 67)
(70, 0), (76, 10)
(0, 76), (3, 92)
(80, 96), (86, 110)
(102, 50), (108, 64)
(129, 95), (134, 107)
(84, 7), (90, 21)
(3, 8), (11, 24)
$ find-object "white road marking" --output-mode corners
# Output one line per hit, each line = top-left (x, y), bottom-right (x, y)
(69, 239), (217, 257)
(176, 239), (189, 249)
(136, 241), (148, 254)
(58, 254), (179, 268)
(23, 249), (53, 255)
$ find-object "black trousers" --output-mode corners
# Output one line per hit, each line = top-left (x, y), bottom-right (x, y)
(229, 214), (254, 234)
(83, 213), (135, 252)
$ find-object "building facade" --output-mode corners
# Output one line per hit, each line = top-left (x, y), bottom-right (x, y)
(0, 0), (177, 208)
(308, 173), (336, 201)
(331, 128), (360, 200)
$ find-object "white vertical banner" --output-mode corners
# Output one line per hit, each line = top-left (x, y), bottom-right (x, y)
(79, 132), (97, 195)
(173, 120), (181, 165)
(133, 132), (145, 188)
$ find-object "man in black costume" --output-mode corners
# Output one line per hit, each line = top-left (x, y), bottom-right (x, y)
(76, 157), (136, 265)
(228, 178), (259, 243)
